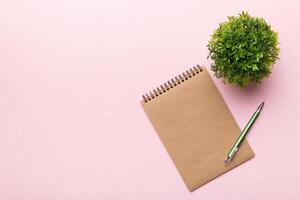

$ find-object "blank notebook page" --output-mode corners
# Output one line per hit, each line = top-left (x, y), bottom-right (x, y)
(141, 66), (254, 191)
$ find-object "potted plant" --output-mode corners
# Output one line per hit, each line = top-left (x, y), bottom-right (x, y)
(207, 12), (280, 87)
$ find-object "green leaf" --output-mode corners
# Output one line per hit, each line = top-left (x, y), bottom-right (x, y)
(252, 64), (259, 71)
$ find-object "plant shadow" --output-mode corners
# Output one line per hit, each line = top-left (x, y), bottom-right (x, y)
(218, 74), (275, 104)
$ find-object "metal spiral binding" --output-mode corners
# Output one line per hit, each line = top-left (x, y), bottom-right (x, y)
(142, 65), (203, 103)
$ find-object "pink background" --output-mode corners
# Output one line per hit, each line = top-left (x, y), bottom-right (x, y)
(1, 0), (300, 199)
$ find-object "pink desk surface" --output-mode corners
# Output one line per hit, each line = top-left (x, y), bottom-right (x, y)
(1, 0), (300, 199)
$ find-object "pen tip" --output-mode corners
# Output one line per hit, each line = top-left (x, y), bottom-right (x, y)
(224, 157), (231, 163)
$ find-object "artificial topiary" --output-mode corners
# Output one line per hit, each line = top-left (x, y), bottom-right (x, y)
(207, 12), (280, 87)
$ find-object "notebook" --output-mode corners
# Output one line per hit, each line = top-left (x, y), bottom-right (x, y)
(141, 65), (254, 191)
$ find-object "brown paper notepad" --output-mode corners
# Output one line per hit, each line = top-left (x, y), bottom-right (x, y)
(141, 65), (254, 191)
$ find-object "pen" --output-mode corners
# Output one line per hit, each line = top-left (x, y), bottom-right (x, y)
(225, 102), (264, 163)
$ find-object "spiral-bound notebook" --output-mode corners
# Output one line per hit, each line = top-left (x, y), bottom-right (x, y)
(141, 65), (254, 191)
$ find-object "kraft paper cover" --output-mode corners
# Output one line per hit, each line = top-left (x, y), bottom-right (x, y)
(141, 66), (254, 191)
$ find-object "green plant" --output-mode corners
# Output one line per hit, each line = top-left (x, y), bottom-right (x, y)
(207, 12), (280, 87)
